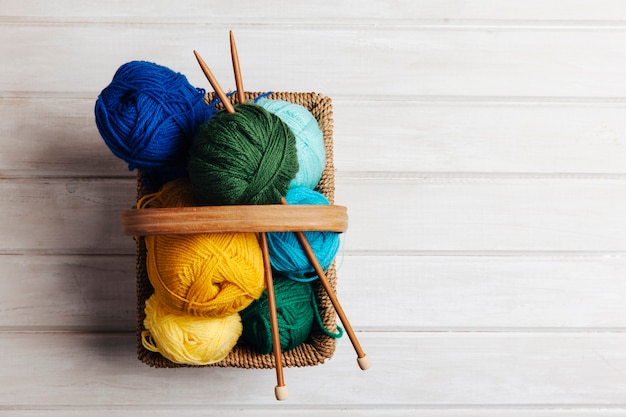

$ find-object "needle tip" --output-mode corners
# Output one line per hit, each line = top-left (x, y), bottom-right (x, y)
(275, 385), (289, 401)
(357, 354), (371, 370)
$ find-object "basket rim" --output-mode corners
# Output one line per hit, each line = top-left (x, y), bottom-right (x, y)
(121, 204), (348, 236)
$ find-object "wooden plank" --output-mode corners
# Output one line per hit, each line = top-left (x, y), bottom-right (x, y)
(0, 97), (128, 177)
(334, 100), (626, 174)
(1, 332), (626, 406)
(1, 177), (625, 253)
(3, 97), (626, 177)
(2, 26), (626, 97)
(5, 2), (626, 416)
(2, 254), (626, 331)
(337, 254), (626, 330)
(0, 255), (135, 330)
(3, 0), (626, 22)
(337, 176), (626, 252)
(0, 178), (136, 254)
(3, 408), (626, 417)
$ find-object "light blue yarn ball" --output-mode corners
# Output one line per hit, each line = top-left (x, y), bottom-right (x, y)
(255, 98), (326, 190)
(266, 187), (340, 282)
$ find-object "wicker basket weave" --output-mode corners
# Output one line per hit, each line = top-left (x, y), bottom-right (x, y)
(129, 91), (342, 368)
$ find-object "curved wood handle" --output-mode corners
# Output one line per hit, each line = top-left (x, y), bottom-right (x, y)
(121, 204), (348, 236)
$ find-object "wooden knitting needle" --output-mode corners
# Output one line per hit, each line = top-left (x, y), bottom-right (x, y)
(229, 30), (246, 104)
(193, 50), (236, 114)
(225, 35), (288, 400)
(259, 231), (288, 400)
(281, 197), (371, 371)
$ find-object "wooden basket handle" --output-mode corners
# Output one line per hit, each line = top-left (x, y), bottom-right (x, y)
(121, 204), (348, 236)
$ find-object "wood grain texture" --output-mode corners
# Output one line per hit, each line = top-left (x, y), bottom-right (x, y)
(3, 98), (626, 177)
(337, 254), (626, 330)
(1, 332), (626, 406)
(0, 178), (135, 254)
(2, 26), (626, 97)
(4, 411), (626, 417)
(338, 177), (626, 252)
(0, 97), (128, 177)
(3, 0), (626, 22)
(2, 0), (626, 414)
(120, 204), (348, 236)
(1, 177), (624, 253)
(0, 255), (135, 330)
(1, 254), (625, 331)
(333, 100), (626, 174)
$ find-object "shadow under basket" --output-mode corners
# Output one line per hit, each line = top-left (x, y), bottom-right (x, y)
(121, 92), (346, 369)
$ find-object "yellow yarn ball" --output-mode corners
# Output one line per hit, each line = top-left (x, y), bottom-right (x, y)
(145, 231), (265, 316)
(140, 178), (265, 317)
(142, 295), (242, 365)
(138, 177), (197, 208)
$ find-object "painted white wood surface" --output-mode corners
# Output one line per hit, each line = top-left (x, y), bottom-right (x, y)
(1, 1), (625, 415)
(3, 98), (626, 177)
(4, 0), (626, 21)
(2, 254), (626, 331)
(4, 26), (626, 98)
(2, 177), (625, 253)
(2, 332), (626, 406)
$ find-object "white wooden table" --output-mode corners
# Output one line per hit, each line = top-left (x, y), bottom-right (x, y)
(1, 1), (625, 415)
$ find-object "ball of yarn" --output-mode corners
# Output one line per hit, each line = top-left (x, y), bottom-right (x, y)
(142, 294), (241, 365)
(255, 98), (326, 190)
(95, 60), (215, 183)
(137, 177), (197, 209)
(140, 179), (265, 317)
(240, 274), (315, 354)
(266, 187), (340, 281)
(188, 103), (299, 206)
(145, 232), (265, 317)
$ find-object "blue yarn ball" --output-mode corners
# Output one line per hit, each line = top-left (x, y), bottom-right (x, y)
(95, 60), (215, 184)
(266, 187), (340, 281)
(255, 98), (326, 190)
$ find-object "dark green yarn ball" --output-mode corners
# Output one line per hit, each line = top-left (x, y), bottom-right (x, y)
(240, 273), (315, 354)
(188, 103), (299, 205)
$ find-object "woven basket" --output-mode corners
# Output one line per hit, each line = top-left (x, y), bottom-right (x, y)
(122, 92), (345, 368)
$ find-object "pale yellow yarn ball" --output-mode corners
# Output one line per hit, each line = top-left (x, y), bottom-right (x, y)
(142, 294), (242, 365)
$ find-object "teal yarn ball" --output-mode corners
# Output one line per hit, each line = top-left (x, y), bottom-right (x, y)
(240, 273), (315, 354)
(266, 187), (341, 281)
(255, 98), (326, 190)
(188, 103), (299, 205)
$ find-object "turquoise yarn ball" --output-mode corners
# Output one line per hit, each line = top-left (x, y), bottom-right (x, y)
(255, 98), (326, 190)
(266, 187), (340, 281)
(188, 103), (299, 206)
(240, 273), (315, 354)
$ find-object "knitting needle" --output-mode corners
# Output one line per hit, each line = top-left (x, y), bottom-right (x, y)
(193, 50), (236, 114)
(281, 197), (371, 371)
(229, 30), (246, 105)
(259, 231), (289, 400)
(226, 35), (288, 400)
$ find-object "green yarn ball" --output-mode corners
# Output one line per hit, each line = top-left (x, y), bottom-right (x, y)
(188, 103), (299, 206)
(240, 273), (315, 354)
